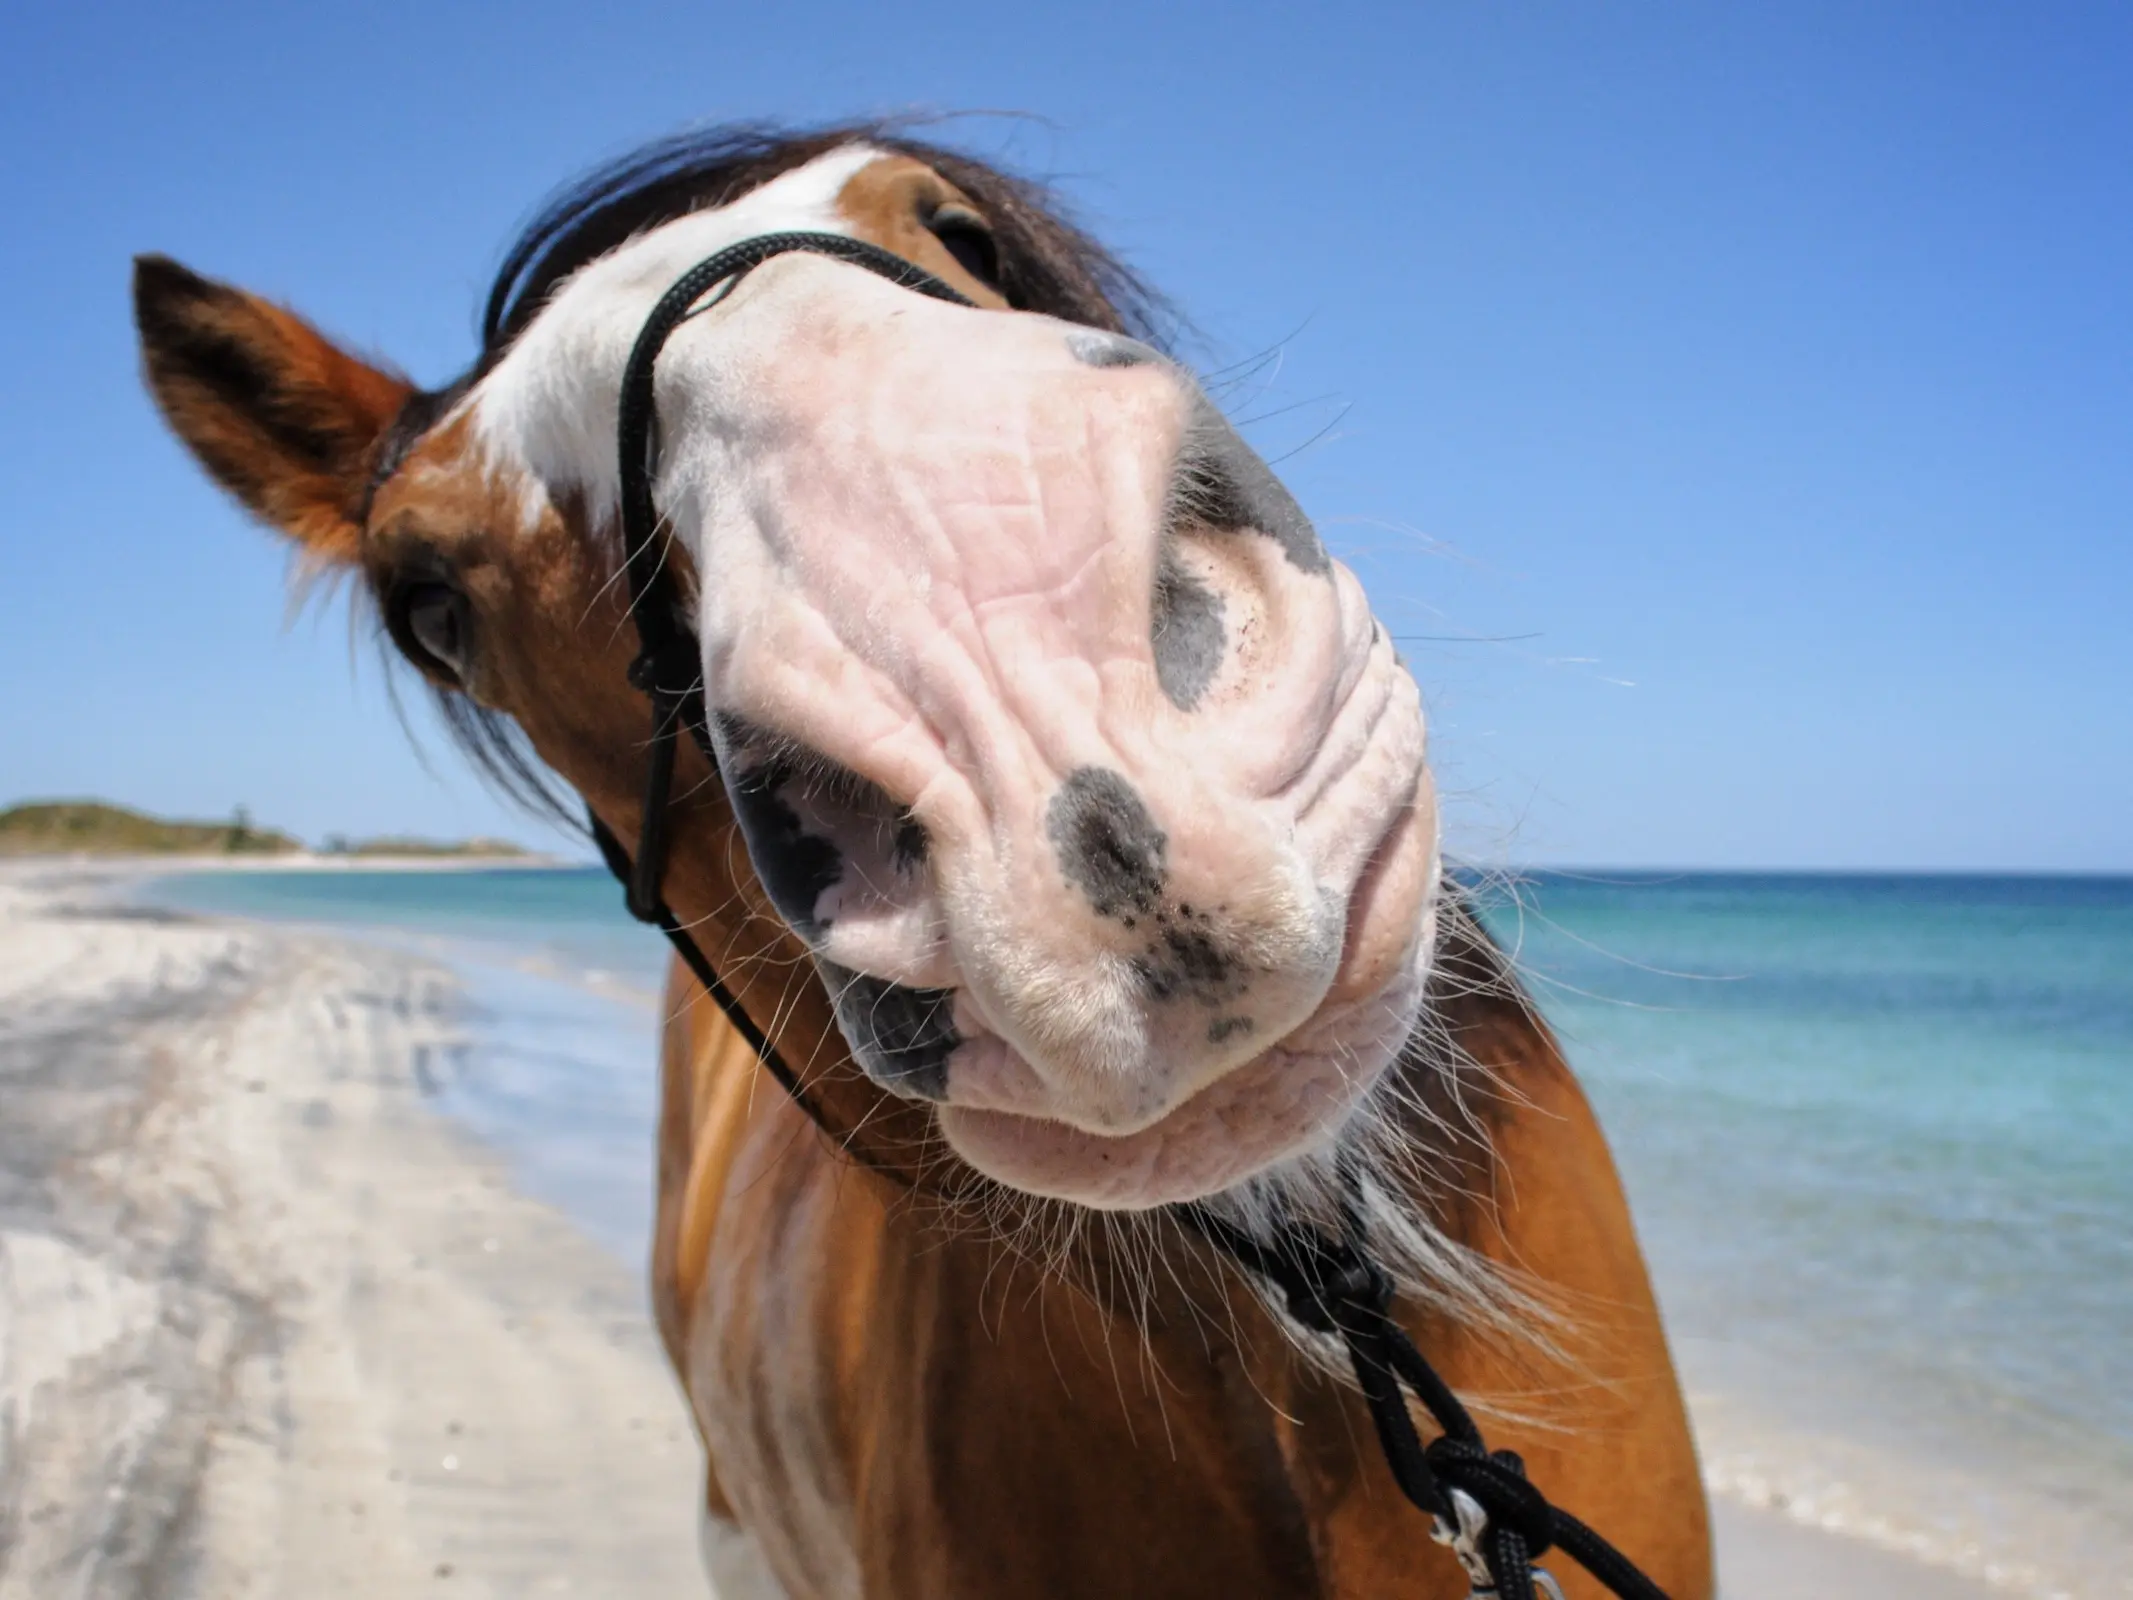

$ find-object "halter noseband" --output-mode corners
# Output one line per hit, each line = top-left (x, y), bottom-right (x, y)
(584, 232), (1672, 1600)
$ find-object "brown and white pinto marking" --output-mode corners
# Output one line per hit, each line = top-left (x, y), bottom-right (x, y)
(134, 125), (1712, 1598)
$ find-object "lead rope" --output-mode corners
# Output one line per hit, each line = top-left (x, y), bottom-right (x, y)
(591, 232), (1671, 1600)
(1181, 1187), (1670, 1600)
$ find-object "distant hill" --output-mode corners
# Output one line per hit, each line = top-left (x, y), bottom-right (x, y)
(0, 801), (301, 857)
(0, 801), (531, 860)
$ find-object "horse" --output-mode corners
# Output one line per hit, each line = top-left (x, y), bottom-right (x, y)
(132, 122), (1712, 1599)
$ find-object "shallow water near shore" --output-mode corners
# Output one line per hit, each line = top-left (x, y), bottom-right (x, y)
(146, 865), (2133, 1595)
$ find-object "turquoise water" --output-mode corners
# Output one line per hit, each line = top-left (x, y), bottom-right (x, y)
(1486, 875), (2132, 1429)
(148, 866), (2133, 1588)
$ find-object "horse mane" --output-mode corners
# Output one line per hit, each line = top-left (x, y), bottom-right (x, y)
(388, 120), (1174, 823)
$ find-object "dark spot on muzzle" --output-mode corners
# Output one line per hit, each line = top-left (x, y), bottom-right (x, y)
(1174, 395), (1328, 574)
(1151, 547), (1226, 710)
(817, 959), (956, 1101)
(1047, 767), (1168, 920)
(1065, 330), (1158, 368)
(1132, 911), (1245, 1004)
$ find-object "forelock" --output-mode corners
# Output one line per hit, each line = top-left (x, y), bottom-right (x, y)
(480, 120), (1173, 367)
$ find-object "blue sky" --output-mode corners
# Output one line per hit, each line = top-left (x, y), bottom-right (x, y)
(3, 2), (2126, 869)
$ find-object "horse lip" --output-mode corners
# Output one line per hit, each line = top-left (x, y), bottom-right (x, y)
(931, 792), (1420, 1139)
(932, 961), (1419, 1207)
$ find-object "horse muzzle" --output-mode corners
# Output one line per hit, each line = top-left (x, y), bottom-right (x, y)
(656, 253), (1441, 1206)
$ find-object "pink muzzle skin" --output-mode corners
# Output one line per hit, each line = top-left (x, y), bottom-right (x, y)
(650, 254), (1440, 1208)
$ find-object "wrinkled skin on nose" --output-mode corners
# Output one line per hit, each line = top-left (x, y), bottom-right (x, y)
(658, 255), (1440, 1207)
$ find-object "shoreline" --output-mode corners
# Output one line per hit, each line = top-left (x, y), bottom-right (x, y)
(127, 858), (669, 1011)
(1687, 1353), (2119, 1599)
(0, 858), (2044, 1597)
(1714, 1501), (2000, 1600)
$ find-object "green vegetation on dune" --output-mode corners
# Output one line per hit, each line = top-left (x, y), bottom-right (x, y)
(0, 801), (529, 859)
(0, 801), (301, 857)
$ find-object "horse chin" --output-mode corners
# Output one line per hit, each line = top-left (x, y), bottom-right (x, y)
(932, 948), (1431, 1211)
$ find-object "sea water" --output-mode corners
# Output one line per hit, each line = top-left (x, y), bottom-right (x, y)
(1482, 873), (2133, 1594)
(148, 866), (2133, 1593)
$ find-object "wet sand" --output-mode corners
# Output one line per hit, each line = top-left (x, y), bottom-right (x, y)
(1715, 1502), (1997, 1600)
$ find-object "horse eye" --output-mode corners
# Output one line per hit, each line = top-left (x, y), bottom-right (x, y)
(927, 205), (999, 286)
(388, 579), (471, 683)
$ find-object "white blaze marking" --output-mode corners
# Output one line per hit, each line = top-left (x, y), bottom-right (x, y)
(470, 144), (883, 531)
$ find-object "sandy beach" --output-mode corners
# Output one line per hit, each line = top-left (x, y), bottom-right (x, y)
(0, 862), (702, 1596)
(0, 860), (2019, 1598)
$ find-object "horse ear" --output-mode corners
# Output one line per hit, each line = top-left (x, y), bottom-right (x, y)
(132, 254), (415, 563)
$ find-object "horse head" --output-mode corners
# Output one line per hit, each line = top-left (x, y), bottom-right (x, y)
(134, 124), (1715, 1600)
(135, 128), (1442, 1214)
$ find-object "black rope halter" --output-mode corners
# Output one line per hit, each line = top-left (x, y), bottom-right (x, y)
(585, 231), (1673, 1600)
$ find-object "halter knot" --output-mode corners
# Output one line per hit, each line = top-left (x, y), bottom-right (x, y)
(1424, 1439), (1558, 1558)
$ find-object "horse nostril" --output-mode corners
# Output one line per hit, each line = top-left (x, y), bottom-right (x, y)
(716, 716), (925, 948)
(726, 758), (843, 943)
(1152, 547), (1227, 711)
(892, 813), (929, 869)
(1167, 395), (1329, 575)
(1150, 393), (1338, 711)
